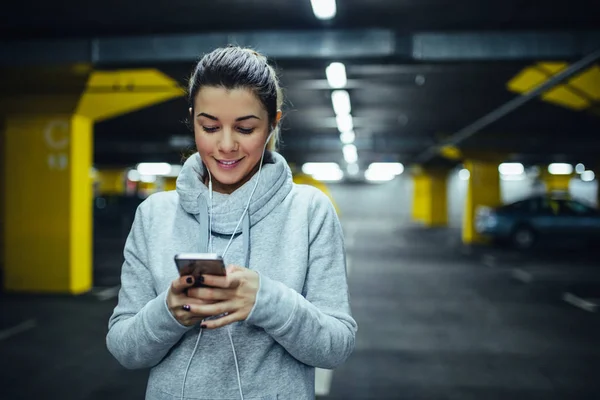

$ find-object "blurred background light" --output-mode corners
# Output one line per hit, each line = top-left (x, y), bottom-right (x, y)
(326, 62), (346, 89)
(548, 163), (573, 175)
(311, 0), (336, 20)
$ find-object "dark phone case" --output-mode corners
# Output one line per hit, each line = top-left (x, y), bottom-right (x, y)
(176, 259), (226, 287)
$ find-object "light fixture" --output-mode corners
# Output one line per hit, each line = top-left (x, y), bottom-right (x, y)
(336, 114), (354, 133)
(326, 62), (347, 89)
(581, 170), (595, 182)
(347, 163), (360, 176)
(343, 144), (358, 164)
(140, 174), (157, 183)
(364, 169), (395, 182)
(576, 163), (586, 174)
(331, 90), (351, 115)
(312, 169), (344, 182)
(498, 163), (525, 176)
(340, 131), (355, 144)
(548, 163), (573, 175)
(367, 162), (404, 176)
(136, 162), (172, 176)
(310, 0), (336, 20)
(127, 169), (141, 182)
(458, 169), (470, 181)
(301, 162), (340, 176)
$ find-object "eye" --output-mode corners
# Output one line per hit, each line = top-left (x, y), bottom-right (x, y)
(202, 126), (219, 133)
(237, 127), (255, 134)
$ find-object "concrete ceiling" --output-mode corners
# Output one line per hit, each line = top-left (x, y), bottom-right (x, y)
(2, 0), (600, 169)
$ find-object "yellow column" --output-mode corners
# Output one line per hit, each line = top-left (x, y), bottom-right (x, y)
(96, 169), (125, 195)
(164, 177), (177, 192)
(411, 168), (448, 227)
(3, 114), (93, 293)
(1, 66), (184, 294)
(540, 167), (573, 194)
(462, 160), (501, 244)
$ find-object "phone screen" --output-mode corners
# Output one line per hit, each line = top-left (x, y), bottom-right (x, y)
(175, 256), (226, 287)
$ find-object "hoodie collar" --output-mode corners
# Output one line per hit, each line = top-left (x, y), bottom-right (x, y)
(176, 151), (293, 235)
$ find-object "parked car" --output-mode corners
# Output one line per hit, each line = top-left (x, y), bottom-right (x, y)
(476, 195), (600, 249)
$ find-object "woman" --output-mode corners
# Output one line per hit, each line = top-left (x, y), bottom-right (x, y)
(106, 46), (357, 400)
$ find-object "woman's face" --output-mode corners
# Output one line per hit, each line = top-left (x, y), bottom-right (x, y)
(192, 86), (278, 194)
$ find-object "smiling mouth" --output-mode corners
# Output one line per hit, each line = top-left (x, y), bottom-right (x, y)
(215, 157), (244, 168)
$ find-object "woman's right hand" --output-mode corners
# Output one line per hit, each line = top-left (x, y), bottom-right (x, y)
(166, 276), (217, 327)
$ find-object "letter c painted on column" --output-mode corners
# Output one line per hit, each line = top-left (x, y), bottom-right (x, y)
(44, 120), (70, 150)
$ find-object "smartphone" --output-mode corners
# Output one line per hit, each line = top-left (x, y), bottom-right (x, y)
(174, 253), (226, 287)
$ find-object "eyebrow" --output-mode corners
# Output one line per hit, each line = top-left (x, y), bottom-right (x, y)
(196, 112), (261, 122)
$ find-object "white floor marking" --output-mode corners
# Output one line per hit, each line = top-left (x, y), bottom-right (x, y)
(315, 368), (333, 396)
(511, 268), (533, 283)
(563, 293), (598, 313)
(482, 254), (496, 267)
(94, 285), (120, 301)
(0, 319), (37, 341)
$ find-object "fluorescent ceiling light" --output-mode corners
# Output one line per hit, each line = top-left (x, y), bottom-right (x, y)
(336, 114), (354, 133)
(331, 90), (351, 115)
(498, 163), (524, 176)
(127, 169), (141, 182)
(347, 163), (360, 176)
(576, 163), (585, 174)
(137, 162), (172, 176)
(364, 169), (396, 182)
(312, 169), (344, 182)
(140, 174), (157, 183)
(500, 174), (526, 181)
(311, 0), (336, 20)
(367, 162), (404, 176)
(326, 62), (347, 89)
(301, 162), (340, 176)
(581, 170), (595, 182)
(548, 163), (573, 175)
(343, 144), (358, 164)
(458, 169), (470, 181)
(340, 131), (355, 144)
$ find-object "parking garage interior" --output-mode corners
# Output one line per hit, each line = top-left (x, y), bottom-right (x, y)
(2, 1), (600, 399)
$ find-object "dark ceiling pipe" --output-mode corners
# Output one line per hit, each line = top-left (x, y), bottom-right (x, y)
(413, 47), (600, 164)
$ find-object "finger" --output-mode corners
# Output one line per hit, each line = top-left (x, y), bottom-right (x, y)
(201, 312), (242, 330)
(187, 287), (233, 301)
(185, 300), (236, 318)
(201, 274), (230, 289)
(171, 275), (195, 295)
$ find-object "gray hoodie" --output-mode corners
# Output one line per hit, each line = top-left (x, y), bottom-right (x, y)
(106, 151), (357, 400)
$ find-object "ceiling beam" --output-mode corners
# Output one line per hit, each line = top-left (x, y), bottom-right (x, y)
(2, 30), (599, 66)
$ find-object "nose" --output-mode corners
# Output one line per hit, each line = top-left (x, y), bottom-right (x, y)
(217, 128), (237, 153)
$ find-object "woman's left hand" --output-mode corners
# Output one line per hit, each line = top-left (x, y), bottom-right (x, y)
(186, 265), (259, 329)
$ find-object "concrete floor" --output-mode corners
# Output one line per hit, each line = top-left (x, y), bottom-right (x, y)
(1, 218), (600, 399)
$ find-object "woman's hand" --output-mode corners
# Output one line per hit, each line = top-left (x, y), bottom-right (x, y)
(166, 275), (218, 327)
(185, 265), (260, 329)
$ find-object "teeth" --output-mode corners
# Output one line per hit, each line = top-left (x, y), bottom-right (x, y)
(220, 160), (237, 165)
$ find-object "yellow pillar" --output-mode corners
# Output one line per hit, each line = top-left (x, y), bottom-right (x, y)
(1, 67), (184, 294)
(540, 168), (573, 194)
(462, 160), (501, 244)
(96, 169), (126, 195)
(411, 168), (448, 227)
(4, 115), (93, 293)
(164, 177), (177, 192)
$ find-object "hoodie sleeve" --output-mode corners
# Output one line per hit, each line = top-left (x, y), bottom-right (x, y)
(245, 190), (357, 369)
(106, 200), (192, 369)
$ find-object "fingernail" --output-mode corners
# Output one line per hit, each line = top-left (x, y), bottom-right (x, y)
(186, 277), (193, 284)
(182, 304), (191, 311)
(200, 324), (207, 329)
